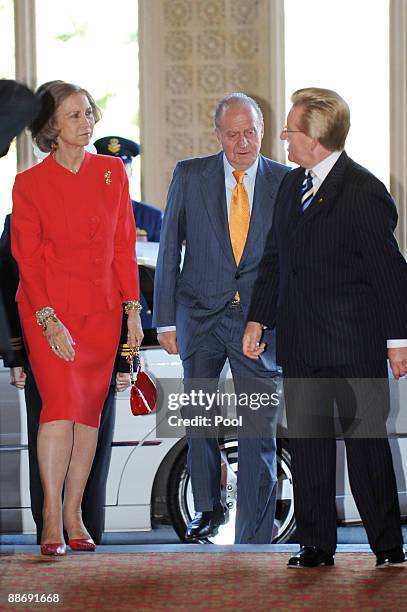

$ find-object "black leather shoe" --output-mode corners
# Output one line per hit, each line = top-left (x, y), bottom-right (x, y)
(185, 503), (225, 541)
(287, 546), (335, 568)
(376, 547), (406, 568)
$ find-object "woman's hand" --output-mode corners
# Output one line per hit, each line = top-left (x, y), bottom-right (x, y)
(10, 366), (27, 389)
(44, 319), (76, 361)
(115, 371), (131, 392)
(127, 310), (143, 348)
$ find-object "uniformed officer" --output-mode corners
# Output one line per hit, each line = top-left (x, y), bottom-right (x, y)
(0, 80), (39, 359)
(94, 136), (163, 243)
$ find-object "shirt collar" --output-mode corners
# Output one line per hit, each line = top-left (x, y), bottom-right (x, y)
(223, 153), (259, 187)
(310, 150), (342, 182)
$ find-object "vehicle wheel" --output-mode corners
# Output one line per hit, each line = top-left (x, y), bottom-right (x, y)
(167, 438), (296, 544)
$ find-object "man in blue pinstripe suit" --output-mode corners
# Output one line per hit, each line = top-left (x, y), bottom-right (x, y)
(153, 93), (289, 543)
(244, 87), (407, 567)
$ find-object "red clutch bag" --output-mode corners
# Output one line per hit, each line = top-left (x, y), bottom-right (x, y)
(127, 349), (157, 416)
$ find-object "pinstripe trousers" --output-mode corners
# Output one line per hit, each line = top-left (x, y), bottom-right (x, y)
(283, 358), (403, 555)
(182, 303), (280, 544)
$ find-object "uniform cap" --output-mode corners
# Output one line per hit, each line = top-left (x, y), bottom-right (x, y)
(93, 136), (140, 163)
(0, 79), (40, 155)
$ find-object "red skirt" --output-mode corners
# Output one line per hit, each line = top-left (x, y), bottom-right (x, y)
(19, 303), (122, 428)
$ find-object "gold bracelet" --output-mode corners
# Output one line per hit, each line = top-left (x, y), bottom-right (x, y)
(124, 300), (142, 315)
(35, 306), (59, 330)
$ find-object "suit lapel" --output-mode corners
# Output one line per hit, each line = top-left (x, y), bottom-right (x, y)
(286, 169), (304, 237)
(239, 155), (280, 267)
(200, 152), (236, 266)
(292, 151), (349, 236)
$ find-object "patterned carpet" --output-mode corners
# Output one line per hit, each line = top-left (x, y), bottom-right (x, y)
(1, 552), (406, 611)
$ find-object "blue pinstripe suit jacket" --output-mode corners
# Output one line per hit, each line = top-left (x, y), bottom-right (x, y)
(153, 151), (289, 360)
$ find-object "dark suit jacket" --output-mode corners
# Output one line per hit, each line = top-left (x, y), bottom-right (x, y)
(153, 151), (289, 360)
(0, 215), (25, 366)
(0, 80), (39, 356)
(248, 151), (407, 366)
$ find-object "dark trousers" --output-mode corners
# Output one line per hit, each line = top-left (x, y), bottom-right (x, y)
(283, 358), (403, 555)
(24, 363), (116, 544)
(182, 303), (280, 544)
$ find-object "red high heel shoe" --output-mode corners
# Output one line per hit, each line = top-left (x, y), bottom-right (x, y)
(40, 543), (66, 556)
(68, 538), (96, 551)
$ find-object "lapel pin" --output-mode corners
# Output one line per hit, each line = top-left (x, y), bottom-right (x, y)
(104, 170), (112, 184)
(318, 198), (324, 203)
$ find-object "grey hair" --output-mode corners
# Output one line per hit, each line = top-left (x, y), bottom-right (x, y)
(31, 80), (101, 152)
(214, 93), (263, 129)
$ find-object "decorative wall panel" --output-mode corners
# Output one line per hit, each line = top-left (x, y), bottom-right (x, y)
(139, 0), (285, 208)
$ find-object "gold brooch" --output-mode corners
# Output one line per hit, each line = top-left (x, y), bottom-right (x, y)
(104, 170), (112, 184)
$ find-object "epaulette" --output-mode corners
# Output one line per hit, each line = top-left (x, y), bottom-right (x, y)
(118, 342), (133, 357)
(9, 336), (23, 351)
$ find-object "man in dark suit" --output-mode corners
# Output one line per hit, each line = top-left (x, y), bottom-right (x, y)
(94, 136), (163, 242)
(244, 87), (407, 567)
(0, 79), (39, 358)
(153, 93), (289, 543)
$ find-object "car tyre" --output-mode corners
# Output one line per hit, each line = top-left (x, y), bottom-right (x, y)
(167, 438), (296, 544)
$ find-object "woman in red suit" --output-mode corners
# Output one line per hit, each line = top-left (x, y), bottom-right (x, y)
(11, 81), (143, 555)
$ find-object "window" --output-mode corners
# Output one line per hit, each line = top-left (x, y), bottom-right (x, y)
(284, 0), (389, 186)
(35, 0), (140, 198)
(0, 0), (16, 229)
(0, 0), (15, 79)
(0, 0), (141, 234)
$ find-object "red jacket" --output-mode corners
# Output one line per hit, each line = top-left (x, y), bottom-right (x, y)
(12, 152), (139, 315)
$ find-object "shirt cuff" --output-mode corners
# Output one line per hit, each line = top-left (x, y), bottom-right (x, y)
(387, 339), (407, 348)
(157, 326), (176, 333)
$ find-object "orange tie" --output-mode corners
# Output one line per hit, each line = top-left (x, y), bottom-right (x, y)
(230, 170), (250, 265)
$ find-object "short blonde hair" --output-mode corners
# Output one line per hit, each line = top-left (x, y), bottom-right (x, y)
(30, 80), (101, 152)
(291, 87), (350, 151)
